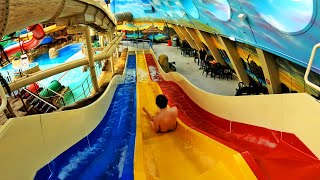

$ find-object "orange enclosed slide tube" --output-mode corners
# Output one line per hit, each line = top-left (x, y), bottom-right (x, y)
(4, 24), (45, 57)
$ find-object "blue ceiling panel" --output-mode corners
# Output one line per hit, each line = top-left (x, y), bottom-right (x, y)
(239, 0), (319, 71)
(110, 0), (320, 72)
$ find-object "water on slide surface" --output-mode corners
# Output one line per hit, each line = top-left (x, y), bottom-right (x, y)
(143, 53), (320, 179)
(35, 54), (137, 180)
(135, 51), (256, 179)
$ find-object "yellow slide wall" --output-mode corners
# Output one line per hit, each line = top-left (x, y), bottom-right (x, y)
(134, 51), (256, 180)
(148, 50), (320, 158)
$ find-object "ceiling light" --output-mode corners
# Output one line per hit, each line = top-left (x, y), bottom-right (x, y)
(238, 13), (247, 21)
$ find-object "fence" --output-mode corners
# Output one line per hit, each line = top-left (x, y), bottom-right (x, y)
(10, 61), (104, 110)
(120, 38), (152, 51)
(56, 61), (104, 106)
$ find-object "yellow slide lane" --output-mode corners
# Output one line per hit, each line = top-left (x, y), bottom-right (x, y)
(136, 51), (151, 82)
(134, 51), (257, 180)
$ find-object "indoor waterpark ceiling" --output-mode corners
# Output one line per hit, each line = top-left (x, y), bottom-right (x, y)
(110, 0), (320, 73)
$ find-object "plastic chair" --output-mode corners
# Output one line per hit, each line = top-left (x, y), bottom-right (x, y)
(222, 68), (233, 80)
(202, 61), (212, 77)
(211, 63), (222, 79)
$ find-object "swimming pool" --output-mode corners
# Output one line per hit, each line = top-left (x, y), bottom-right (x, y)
(44, 51), (104, 105)
(0, 43), (104, 105)
(0, 43), (83, 72)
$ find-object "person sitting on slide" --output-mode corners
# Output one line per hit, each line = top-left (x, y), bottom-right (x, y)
(143, 94), (178, 133)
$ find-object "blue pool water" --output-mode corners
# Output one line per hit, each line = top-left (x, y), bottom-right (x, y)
(148, 33), (168, 40)
(0, 43), (95, 102)
(37, 51), (88, 89)
(126, 33), (143, 39)
(0, 43), (83, 72)
(35, 54), (137, 180)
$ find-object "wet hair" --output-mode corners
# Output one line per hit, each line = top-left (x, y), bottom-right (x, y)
(156, 94), (168, 109)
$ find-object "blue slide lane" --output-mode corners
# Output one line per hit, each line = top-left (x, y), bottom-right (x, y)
(35, 54), (137, 180)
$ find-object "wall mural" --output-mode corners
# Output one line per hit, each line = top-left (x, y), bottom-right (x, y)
(276, 56), (320, 97)
(110, 0), (320, 77)
(117, 22), (165, 31)
(118, 22), (168, 41)
(236, 42), (267, 87)
(211, 34), (234, 69)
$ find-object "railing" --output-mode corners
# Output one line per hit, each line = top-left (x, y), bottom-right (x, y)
(21, 87), (58, 111)
(304, 43), (320, 92)
(56, 61), (103, 106)
(120, 38), (152, 50)
(60, 73), (93, 106)
(9, 61), (104, 111)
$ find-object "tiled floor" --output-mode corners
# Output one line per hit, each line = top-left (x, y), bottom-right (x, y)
(152, 43), (239, 96)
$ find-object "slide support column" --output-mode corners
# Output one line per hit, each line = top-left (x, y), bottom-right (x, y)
(85, 26), (99, 93)
(256, 48), (281, 94)
(218, 36), (249, 85)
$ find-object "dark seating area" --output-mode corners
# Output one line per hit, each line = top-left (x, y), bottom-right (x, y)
(173, 41), (246, 95)
(202, 61), (234, 80)
(235, 81), (268, 96)
(176, 41), (237, 90)
(179, 40), (195, 57)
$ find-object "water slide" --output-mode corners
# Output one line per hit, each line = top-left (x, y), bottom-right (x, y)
(139, 51), (320, 179)
(34, 51), (256, 180)
(19, 24), (66, 40)
(0, 1), (119, 179)
(0, 1), (319, 179)
(39, 49), (320, 179)
(1, 24), (61, 59)
(135, 51), (256, 179)
(3, 24), (45, 57)
(3, 24), (68, 58)
(0, 48), (319, 179)
(20, 24), (67, 45)
(0, 51), (130, 179)
(35, 53), (137, 179)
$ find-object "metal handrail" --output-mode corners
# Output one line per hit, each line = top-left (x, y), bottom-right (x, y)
(37, 82), (64, 98)
(121, 38), (152, 50)
(304, 43), (320, 92)
(58, 62), (102, 105)
(22, 87), (58, 110)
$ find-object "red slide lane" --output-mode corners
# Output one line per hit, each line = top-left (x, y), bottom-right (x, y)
(4, 24), (45, 57)
(144, 53), (320, 180)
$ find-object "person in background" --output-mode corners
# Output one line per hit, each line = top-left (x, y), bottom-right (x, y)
(143, 94), (178, 133)
(198, 47), (207, 70)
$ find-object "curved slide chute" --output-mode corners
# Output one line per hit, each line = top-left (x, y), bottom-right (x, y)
(34, 53), (137, 179)
(135, 51), (256, 179)
(3, 24), (45, 57)
(0, 51), (133, 179)
(141, 51), (320, 179)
